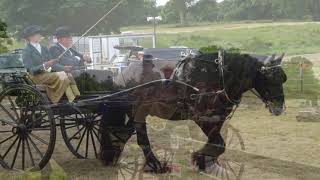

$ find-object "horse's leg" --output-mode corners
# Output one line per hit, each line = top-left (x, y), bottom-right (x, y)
(192, 116), (226, 170)
(133, 104), (164, 173)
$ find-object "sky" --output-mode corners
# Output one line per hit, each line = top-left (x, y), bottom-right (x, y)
(156, 0), (224, 6)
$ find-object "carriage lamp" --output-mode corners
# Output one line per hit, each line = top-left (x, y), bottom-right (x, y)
(147, 16), (162, 48)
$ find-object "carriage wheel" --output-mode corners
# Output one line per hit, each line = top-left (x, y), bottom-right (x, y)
(60, 106), (101, 159)
(189, 122), (245, 180)
(0, 84), (56, 170)
(114, 136), (175, 180)
(114, 139), (140, 180)
(200, 124), (245, 180)
(213, 124), (245, 180)
(138, 146), (175, 180)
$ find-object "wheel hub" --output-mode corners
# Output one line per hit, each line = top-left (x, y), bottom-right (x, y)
(84, 117), (94, 129)
(13, 124), (29, 138)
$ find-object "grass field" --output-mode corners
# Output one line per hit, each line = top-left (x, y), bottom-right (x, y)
(123, 21), (320, 55)
(9, 21), (320, 56)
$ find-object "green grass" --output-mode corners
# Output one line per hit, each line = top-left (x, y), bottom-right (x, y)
(123, 22), (320, 55)
(0, 160), (67, 180)
(283, 60), (319, 100)
(10, 22), (320, 55)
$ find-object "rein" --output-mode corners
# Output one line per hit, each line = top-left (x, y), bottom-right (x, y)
(250, 89), (268, 106)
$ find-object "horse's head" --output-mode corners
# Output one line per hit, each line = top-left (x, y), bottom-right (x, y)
(253, 54), (287, 116)
(173, 52), (287, 116)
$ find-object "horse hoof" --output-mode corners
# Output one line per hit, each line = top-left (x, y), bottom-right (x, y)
(143, 161), (171, 174)
(191, 152), (217, 171)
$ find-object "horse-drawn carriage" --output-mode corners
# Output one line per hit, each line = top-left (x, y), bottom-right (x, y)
(0, 49), (287, 180)
(0, 51), (196, 171)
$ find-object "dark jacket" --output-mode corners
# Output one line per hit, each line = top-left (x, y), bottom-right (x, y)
(22, 43), (51, 75)
(49, 43), (85, 72)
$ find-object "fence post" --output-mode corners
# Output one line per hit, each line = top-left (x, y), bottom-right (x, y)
(299, 61), (304, 92)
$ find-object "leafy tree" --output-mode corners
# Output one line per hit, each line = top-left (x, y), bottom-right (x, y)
(0, 0), (153, 36)
(170, 0), (197, 25)
(172, 0), (188, 25)
(160, 1), (180, 23)
(307, 0), (320, 21)
(189, 0), (218, 22)
(199, 45), (240, 54)
(0, 19), (12, 53)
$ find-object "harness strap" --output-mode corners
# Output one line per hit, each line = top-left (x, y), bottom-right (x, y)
(216, 50), (241, 105)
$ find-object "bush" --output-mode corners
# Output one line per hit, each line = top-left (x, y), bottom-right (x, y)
(199, 45), (240, 54)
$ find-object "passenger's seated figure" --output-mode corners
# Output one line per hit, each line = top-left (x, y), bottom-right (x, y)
(49, 26), (92, 100)
(49, 26), (99, 94)
(114, 54), (161, 87)
(22, 25), (78, 103)
(49, 26), (92, 70)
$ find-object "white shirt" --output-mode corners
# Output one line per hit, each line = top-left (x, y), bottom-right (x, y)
(30, 42), (41, 54)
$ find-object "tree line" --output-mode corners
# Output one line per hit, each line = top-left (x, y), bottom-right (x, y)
(0, 0), (320, 37)
(161, 0), (320, 24)
(0, 0), (159, 36)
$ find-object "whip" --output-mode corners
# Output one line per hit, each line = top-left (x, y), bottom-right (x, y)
(57, 0), (124, 60)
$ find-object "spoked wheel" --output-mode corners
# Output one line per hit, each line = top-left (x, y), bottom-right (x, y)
(114, 138), (140, 180)
(138, 146), (175, 180)
(60, 106), (101, 159)
(115, 136), (175, 180)
(199, 124), (245, 180)
(0, 84), (56, 170)
(212, 124), (245, 180)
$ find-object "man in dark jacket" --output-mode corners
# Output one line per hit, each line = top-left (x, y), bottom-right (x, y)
(49, 26), (92, 73)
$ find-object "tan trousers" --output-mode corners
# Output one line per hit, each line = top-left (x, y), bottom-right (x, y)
(31, 72), (80, 103)
(65, 73), (80, 102)
(31, 72), (70, 103)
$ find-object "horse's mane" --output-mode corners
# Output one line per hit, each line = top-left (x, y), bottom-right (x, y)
(191, 52), (263, 67)
(182, 52), (261, 85)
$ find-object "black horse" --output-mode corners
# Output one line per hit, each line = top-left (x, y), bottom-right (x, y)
(99, 51), (287, 173)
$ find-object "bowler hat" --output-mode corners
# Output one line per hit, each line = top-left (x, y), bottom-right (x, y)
(22, 25), (44, 39)
(54, 26), (72, 38)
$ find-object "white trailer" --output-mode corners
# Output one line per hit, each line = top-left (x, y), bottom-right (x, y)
(72, 33), (155, 70)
